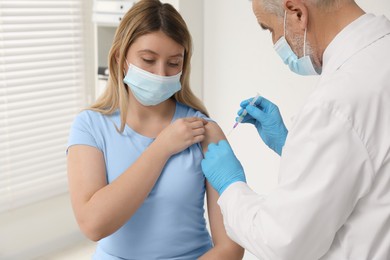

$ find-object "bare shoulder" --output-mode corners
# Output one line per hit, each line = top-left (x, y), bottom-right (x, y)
(201, 121), (226, 154)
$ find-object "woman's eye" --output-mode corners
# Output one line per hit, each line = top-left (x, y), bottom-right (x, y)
(168, 62), (179, 67)
(143, 59), (154, 64)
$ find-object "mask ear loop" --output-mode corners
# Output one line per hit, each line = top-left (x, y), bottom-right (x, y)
(123, 59), (130, 75)
(285, 10), (308, 58)
(283, 10), (287, 38)
(303, 28), (307, 57)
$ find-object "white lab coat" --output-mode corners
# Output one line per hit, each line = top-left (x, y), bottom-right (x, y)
(218, 14), (390, 260)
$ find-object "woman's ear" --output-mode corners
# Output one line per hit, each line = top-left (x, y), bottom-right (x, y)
(115, 51), (120, 65)
(284, 0), (308, 31)
(115, 52), (128, 74)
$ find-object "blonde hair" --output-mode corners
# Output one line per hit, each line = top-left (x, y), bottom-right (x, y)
(90, 0), (208, 132)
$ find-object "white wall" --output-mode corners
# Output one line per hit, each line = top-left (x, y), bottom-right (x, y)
(204, 1), (390, 259)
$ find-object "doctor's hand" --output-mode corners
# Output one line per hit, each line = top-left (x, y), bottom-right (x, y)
(239, 96), (288, 156)
(201, 140), (246, 195)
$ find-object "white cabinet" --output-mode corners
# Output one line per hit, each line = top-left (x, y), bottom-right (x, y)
(92, 0), (204, 100)
(93, 0), (135, 26)
(93, 0), (136, 98)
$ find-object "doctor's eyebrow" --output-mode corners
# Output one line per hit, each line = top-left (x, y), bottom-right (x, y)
(260, 23), (270, 31)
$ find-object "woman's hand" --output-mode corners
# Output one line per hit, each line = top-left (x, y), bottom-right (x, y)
(155, 117), (208, 157)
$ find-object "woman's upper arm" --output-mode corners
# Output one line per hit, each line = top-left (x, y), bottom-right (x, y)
(201, 121), (226, 154)
(201, 122), (227, 242)
(201, 122), (244, 257)
(67, 145), (107, 218)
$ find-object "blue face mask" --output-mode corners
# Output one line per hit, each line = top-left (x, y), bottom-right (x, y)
(123, 62), (182, 106)
(274, 12), (320, 76)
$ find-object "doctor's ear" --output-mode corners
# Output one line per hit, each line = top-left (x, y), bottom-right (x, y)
(284, 0), (308, 31)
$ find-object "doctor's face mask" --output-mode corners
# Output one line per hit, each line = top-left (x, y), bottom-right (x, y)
(273, 11), (320, 76)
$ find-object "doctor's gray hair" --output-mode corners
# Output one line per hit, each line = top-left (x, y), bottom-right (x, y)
(258, 0), (354, 16)
(259, 0), (284, 17)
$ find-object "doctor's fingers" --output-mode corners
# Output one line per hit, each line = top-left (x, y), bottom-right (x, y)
(237, 106), (266, 124)
(236, 107), (255, 123)
(237, 97), (268, 117)
(205, 140), (229, 158)
(239, 117), (257, 125)
(203, 142), (218, 159)
(246, 105), (267, 122)
(240, 96), (276, 112)
(240, 95), (265, 108)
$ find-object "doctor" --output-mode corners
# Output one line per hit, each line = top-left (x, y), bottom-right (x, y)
(201, 0), (390, 259)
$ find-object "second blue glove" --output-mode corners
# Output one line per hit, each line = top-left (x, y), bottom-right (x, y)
(238, 96), (288, 156)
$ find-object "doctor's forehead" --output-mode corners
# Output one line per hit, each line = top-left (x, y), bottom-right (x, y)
(252, 0), (283, 32)
(252, 0), (271, 28)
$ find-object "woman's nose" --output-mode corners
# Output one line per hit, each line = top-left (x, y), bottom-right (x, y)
(155, 63), (168, 76)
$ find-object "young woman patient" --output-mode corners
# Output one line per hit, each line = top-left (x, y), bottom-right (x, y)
(66, 0), (244, 259)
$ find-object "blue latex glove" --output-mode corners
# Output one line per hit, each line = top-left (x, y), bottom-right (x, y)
(238, 96), (288, 156)
(201, 140), (246, 195)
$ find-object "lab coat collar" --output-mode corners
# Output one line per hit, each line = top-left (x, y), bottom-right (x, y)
(322, 14), (390, 75)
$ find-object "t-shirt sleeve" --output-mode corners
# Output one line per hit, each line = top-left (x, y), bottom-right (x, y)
(67, 110), (101, 153)
(193, 110), (215, 123)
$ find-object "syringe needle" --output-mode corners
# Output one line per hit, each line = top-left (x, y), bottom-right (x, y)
(227, 93), (261, 137)
(227, 128), (234, 137)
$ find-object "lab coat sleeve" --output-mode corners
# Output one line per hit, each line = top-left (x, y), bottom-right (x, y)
(218, 104), (374, 260)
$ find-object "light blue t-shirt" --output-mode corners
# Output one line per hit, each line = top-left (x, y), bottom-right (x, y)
(67, 102), (213, 260)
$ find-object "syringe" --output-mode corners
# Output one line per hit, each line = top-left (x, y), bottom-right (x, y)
(227, 93), (261, 136)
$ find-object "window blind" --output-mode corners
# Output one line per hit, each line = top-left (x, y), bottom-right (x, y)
(0, 0), (88, 212)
